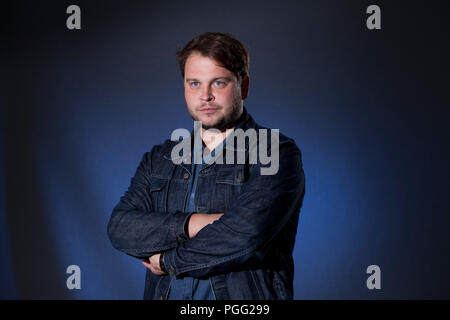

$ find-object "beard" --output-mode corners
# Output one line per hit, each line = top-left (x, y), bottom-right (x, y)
(187, 93), (243, 132)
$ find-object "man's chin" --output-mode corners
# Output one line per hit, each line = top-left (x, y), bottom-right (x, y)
(201, 123), (222, 130)
(195, 116), (224, 130)
(191, 113), (232, 131)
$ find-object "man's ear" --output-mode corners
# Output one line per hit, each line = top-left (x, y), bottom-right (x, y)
(240, 76), (250, 100)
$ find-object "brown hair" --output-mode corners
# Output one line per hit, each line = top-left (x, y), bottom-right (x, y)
(176, 32), (250, 83)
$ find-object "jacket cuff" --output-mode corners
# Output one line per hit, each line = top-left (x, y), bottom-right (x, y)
(182, 211), (196, 239)
(162, 247), (177, 276)
(171, 211), (194, 244)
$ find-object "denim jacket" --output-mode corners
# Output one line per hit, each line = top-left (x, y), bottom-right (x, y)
(107, 107), (305, 300)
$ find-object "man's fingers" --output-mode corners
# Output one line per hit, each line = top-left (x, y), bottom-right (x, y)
(142, 258), (165, 276)
(142, 259), (154, 272)
(142, 260), (150, 267)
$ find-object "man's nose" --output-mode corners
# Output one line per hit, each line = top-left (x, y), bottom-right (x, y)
(200, 86), (214, 102)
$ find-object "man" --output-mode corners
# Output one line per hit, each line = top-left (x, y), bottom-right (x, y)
(107, 32), (305, 300)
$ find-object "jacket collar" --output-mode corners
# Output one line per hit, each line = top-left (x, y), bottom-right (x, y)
(163, 105), (256, 163)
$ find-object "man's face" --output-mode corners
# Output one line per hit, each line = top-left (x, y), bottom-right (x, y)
(183, 52), (248, 131)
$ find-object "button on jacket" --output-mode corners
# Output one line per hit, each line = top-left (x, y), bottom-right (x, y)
(168, 138), (225, 299)
(107, 106), (306, 300)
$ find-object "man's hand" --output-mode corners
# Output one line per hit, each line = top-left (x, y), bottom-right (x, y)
(141, 213), (223, 274)
(187, 213), (224, 239)
(142, 253), (167, 276)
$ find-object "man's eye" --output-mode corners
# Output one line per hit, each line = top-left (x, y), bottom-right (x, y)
(214, 81), (225, 87)
(190, 82), (199, 87)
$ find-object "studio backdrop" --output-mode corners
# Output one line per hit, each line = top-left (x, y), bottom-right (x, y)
(1, 0), (449, 299)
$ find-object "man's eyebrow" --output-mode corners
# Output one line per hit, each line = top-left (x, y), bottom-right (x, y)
(185, 77), (233, 82)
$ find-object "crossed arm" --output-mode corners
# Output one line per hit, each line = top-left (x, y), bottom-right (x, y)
(142, 213), (223, 275)
(108, 139), (305, 278)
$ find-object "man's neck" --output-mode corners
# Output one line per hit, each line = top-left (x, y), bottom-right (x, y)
(199, 106), (245, 155)
(201, 127), (234, 155)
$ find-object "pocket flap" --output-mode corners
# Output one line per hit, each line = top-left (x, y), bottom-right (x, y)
(148, 178), (167, 192)
(216, 167), (245, 185)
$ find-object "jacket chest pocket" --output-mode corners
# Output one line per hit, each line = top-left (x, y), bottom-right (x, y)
(148, 177), (168, 212)
(213, 167), (245, 210)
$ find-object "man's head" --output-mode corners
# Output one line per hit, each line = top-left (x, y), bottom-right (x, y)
(177, 32), (250, 131)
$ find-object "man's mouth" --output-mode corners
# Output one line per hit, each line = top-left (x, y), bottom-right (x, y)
(200, 107), (219, 114)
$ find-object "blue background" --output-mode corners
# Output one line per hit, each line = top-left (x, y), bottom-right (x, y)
(1, 0), (449, 299)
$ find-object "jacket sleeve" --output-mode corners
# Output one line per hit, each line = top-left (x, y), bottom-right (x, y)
(107, 147), (192, 259)
(162, 139), (305, 278)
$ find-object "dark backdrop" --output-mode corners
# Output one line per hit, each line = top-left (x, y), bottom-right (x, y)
(1, 0), (449, 299)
